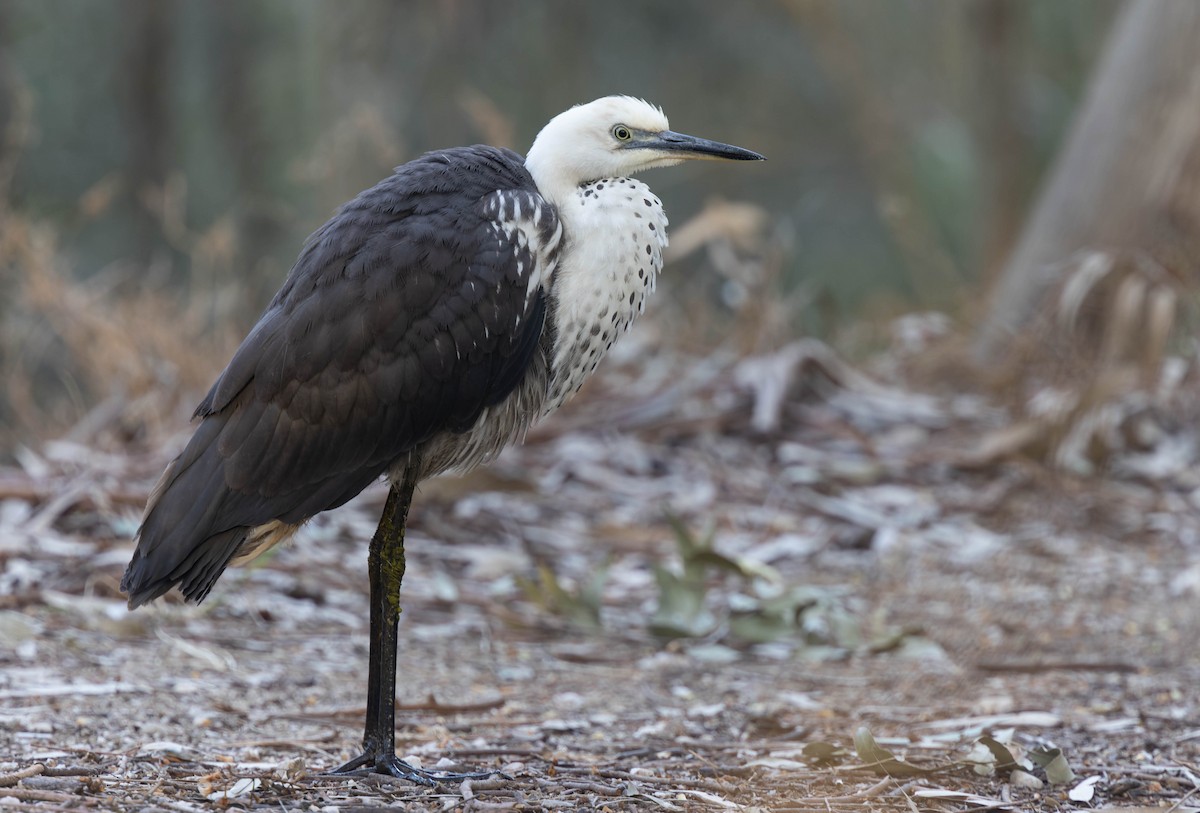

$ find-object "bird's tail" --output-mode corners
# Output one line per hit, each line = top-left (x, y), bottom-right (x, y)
(121, 419), (283, 608)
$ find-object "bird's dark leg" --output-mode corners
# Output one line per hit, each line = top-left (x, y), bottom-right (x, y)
(328, 458), (500, 786)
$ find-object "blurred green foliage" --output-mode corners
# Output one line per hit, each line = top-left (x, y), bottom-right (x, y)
(1, 0), (1116, 322)
(0, 1), (1122, 450)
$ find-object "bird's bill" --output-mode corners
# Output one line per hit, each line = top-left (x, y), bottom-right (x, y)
(634, 130), (765, 162)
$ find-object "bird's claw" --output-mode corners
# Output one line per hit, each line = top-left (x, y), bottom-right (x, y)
(325, 752), (507, 786)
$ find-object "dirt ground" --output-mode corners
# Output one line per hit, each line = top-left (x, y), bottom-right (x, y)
(2, 335), (1200, 811)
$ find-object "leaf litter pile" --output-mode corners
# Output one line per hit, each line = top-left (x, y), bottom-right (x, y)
(2, 319), (1200, 811)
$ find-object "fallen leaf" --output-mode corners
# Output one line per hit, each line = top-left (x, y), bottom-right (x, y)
(1029, 746), (1076, 784)
(913, 788), (1012, 808)
(745, 757), (807, 771)
(205, 777), (261, 801)
(649, 565), (716, 639)
(1011, 769), (1044, 789)
(853, 726), (926, 777)
(976, 734), (1031, 774)
(801, 741), (848, 766)
(1068, 775), (1101, 802)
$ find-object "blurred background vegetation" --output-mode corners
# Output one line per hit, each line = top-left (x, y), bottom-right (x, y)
(0, 0), (1123, 455)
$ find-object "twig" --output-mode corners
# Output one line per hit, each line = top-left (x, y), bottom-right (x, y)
(558, 779), (623, 796)
(566, 767), (737, 795)
(0, 785), (74, 803)
(460, 776), (510, 792)
(285, 695), (506, 723)
(42, 764), (104, 777)
(405, 694), (507, 714)
(819, 775), (894, 801)
(974, 659), (1141, 674)
(226, 733), (340, 748)
(444, 747), (543, 759)
(0, 474), (147, 507)
(0, 763), (45, 787)
(1166, 787), (1198, 813)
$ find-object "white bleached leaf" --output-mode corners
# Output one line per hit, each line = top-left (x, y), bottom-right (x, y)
(205, 777), (261, 801)
(684, 643), (741, 663)
(1068, 775), (1101, 802)
(139, 741), (201, 760)
(274, 757), (306, 780)
(917, 711), (1061, 734)
(914, 788), (1010, 808)
(744, 757), (806, 771)
(0, 611), (37, 647)
(1011, 769), (1044, 789)
(1029, 746), (1076, 784)
(676, 789), (739, 808)
(156, 628), (238, 672)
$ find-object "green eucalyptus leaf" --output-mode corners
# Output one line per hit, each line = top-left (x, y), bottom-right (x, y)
(801, 741), (848, 766)
(649, 565), (715, 639)
(853, 726), (927, 777)
(729, 610), (794, 644)
(978, 735), (1020, 772)
(1029, 746), (1076, 784)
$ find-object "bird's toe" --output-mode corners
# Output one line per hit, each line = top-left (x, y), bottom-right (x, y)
(325, 751), (506, 787)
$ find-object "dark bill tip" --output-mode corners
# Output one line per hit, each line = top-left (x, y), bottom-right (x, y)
(653, 130), (765, 161)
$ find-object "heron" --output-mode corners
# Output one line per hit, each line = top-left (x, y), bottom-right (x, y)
(121, 96), (763, 783)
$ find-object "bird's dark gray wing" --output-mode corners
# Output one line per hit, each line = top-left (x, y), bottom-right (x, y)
(122, 146), (559, 607)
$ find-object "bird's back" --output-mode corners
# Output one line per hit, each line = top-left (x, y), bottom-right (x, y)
(122, 146), (561, 607)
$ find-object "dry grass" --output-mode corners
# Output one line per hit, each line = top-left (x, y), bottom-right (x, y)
(4, 65), (1195, 487)
(0, 206), (243, 453)
(3, 320), (1200, 810)
(0, 172), (785, 464)
(0, 73), (250, 455)
(895, 247), (1200, 476)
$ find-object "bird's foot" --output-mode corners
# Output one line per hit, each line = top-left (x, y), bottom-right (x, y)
(325, 751), (506, 786)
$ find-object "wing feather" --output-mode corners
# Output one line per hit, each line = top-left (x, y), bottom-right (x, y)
(123, 146), (556, 607)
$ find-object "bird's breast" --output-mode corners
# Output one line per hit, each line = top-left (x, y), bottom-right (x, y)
(544, 178), (669, 411)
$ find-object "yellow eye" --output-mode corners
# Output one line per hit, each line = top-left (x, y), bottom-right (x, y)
(612, 125), (633, 142)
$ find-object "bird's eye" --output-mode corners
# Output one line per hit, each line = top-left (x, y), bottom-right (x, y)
(612, 125), (633, 142)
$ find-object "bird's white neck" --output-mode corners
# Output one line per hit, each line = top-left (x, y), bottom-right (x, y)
(539, 176), (669, 412)
(524, 154), (584, 209)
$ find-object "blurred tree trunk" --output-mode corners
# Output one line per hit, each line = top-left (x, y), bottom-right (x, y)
(212, 3), (285, 295)
(0, 3), (15, 207)
(780, 1), (963, 305)
(121, 0), (171, 265)
(974, 0), (1200, 362)
(971, 0), (1026, 285)
(0, 2), (10, 175)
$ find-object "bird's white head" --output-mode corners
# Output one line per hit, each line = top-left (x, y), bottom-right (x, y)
(525, 96), (763, 203)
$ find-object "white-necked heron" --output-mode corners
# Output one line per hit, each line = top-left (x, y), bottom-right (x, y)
(122, 96), (763, 783)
